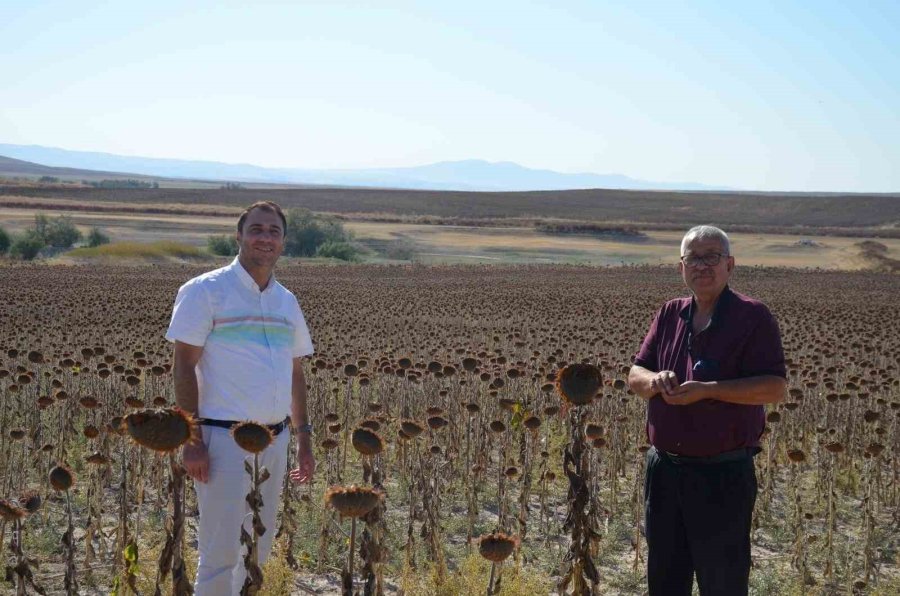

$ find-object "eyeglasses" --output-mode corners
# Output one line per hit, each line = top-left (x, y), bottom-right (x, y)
(680, 253), (728, 268)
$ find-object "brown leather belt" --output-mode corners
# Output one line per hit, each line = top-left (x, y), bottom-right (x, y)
(196, 416), (290, 436)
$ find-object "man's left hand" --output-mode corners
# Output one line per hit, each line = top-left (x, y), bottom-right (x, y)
(664, 381), (711, 406)
(290, 437), (315, 484)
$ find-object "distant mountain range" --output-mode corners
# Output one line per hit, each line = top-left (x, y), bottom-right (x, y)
(0, 143), (729, 192)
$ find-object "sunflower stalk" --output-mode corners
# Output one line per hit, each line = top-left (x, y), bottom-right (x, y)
(153, 454), (192, 595)
(359, 452), (387, 595)
(326, 485), (383, 596)
(63, 489), (78, 595)
(240, 452), (270, 596)
(9, 514), (47, 596)
(555, 363), (603, 596)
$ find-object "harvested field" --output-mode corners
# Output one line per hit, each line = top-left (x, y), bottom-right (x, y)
(0, 263), (898, 594)
(2, 184), (899, 234)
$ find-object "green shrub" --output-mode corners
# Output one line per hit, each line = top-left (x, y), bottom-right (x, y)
(0, 226), (10, 254)
(33, 214), (82, 248)
(86, 227), (111, 248)
(207, 234), (239, 256)
(284, 209), (352, 257)
(315, 240), (359, 261)
(384, 239), (416, 261)
(10, 230), (46, 260)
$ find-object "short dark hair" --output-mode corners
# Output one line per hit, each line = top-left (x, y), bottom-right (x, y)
(237, 201), (287, 235)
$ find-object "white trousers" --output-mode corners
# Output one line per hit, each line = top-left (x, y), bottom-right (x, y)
(194, 425), (289, 596)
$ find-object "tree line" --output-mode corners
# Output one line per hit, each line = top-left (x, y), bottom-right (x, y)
(0, 214), (108, 260)
(1, 209), (359, 261)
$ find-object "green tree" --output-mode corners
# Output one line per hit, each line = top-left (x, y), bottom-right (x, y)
(42, 215), (82, 248)
(0, 226), (10, 255)
(10, 230), (45, 260)
(87, 227), (111, 247)
(207, 234), (239, 256)
(34, 214), (50, 240)
(315, 240), (359, 261)
(284, 209), (354, 257)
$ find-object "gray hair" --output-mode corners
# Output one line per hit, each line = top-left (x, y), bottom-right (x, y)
(681, 225), (730, 256)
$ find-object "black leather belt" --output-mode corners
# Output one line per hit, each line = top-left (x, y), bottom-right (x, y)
(197, 416), (290, 436)
(654, 445), (758, 465)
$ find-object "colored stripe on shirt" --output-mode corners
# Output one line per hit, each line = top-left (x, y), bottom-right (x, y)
(210, 314), (294, 348)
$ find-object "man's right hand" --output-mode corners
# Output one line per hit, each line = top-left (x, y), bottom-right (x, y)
(650, 370), (680, 397)
(183, 441), (209, 483)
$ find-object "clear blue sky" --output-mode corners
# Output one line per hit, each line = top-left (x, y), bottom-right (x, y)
(1, 0), (898, 191)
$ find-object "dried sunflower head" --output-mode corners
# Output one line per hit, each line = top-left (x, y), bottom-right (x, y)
(325, 485), (383, 518)
(478, 532), (518, 563)
(125, 408), (197, 453)
(426, 416), (448, 431)
(400, 420), (425, 438)
(556, 363), (602, 406)
(351, 427), (384, 456)
(49, 464), (75, 492)
(0, 499), (28, 521)
(232, 421), (274, 454)
(19, 492), (41, 514)
(523, 415), (542, 430)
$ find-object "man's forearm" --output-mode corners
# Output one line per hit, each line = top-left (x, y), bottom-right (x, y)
(173, 362), (202, 442)
(707, 375), (786, 405)
(628, 365), (659, 400)
(291, 364), (310, 431)
(174, 365), (200, 415)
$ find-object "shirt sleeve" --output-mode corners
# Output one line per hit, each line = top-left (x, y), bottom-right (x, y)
(633, 307), (662, 372)
(292, 298), (314, 358)
(165, 281), (213, 347)
(739, 306), (787, 379)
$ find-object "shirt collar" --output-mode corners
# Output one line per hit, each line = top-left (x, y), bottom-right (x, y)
(679, 285), (733, 329)
(230, 256), (275, 293)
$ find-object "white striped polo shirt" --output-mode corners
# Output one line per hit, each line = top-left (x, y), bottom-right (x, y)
(165, 257), (314, 424)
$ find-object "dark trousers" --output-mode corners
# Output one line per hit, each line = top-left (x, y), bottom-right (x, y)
(644, 446), (758, 596)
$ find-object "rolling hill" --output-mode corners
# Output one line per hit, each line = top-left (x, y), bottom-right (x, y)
(0, 143), (725, 191)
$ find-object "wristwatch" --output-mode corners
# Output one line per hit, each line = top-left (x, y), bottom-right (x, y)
(296, 423), (313, 435)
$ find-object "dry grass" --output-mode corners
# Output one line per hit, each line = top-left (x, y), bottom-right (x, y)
(400, 552), (553, 595)
(67, 240), (205, 259)
(2, 202), (896, 267)
(345, 222), (900, 268)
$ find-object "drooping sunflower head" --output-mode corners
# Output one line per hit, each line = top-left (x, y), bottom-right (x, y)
(231, 421), (274, 454)
(325, 485), (383, 518)
(555, 363), (602, 406)
(125, 408), (198, 453)
(351, 426), (385, 456)
(478, 532), (519, 563)
(49, 464), (75, 492)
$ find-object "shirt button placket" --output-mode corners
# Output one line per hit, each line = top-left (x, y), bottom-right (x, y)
(260, 291), (278, 414)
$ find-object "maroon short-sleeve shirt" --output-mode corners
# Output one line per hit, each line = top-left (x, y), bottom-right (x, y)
(633, 286), (786, 457)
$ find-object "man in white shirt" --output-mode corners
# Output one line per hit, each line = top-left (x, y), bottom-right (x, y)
(165, 201), (315, 595)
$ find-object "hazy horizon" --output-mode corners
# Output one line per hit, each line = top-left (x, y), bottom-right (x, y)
(2, 1), (898, 192)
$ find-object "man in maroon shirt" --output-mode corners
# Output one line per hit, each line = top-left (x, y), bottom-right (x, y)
(628, 225), (786, 596)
